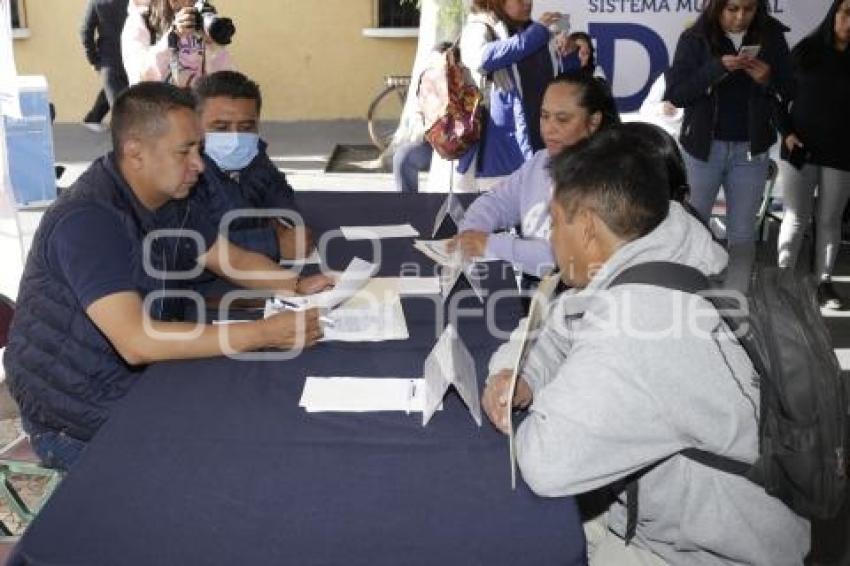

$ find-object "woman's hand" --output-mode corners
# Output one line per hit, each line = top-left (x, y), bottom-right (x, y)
(538, 12), (562, 28)
(451, 230), (489, 259)
(482, 369), (533, 435)
(742, 57), (771, 85)
(720, 54), (746, 72)
(172, 6), (197, 37)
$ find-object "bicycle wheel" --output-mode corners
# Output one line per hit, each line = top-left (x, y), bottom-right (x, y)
(367, 84), (407, 152)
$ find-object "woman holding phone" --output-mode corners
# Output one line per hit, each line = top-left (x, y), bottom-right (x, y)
(665, 0), (792, 282)
(776, 0), (850, 309)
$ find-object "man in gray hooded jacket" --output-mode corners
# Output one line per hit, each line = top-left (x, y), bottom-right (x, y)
(483, 128), (809, 565)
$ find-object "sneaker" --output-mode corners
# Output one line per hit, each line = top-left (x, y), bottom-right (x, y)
(818, 281), (844, 310)
(82, 121), (107, 133)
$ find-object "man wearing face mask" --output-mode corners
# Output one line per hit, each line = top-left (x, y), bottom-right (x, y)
(191, 71), (313, 267)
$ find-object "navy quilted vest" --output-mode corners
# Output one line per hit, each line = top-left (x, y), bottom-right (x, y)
(4, 155), (198, 441)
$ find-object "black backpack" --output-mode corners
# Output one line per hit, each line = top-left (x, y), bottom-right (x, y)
(610, 262), (848, 540)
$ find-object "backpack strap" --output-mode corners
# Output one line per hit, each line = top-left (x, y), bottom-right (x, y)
(609, 261), (754, 544)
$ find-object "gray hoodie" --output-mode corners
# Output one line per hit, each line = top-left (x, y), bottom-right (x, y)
(505, 203), (809, 565)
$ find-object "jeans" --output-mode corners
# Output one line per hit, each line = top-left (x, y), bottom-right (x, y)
(25, 420), (87, 471)
(776, 161), (850, 280)
(392, 141), (433, 193)
(684, 140), (770, 245)
(84, 63), (129, 124)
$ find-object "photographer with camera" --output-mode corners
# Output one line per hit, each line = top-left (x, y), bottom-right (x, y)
(122, 0), (234, 88)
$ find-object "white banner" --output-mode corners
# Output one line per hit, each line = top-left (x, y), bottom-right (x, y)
(535, 0), (832, 111)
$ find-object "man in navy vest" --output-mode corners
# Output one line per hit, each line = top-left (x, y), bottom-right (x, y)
(191, 70), (314, 265)
(3, 82), (330, 471)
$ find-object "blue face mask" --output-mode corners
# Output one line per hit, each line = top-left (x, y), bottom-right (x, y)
(204, 132), (260, 172)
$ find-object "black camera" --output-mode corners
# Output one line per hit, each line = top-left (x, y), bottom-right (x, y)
(193, 1), (235, 45)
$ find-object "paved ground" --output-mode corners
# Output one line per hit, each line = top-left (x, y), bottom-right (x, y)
(53, 119), (399, 193)
(1, 120), (849, 563)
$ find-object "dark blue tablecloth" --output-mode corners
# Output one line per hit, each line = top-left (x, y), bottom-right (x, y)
(9, 192), (586, 566)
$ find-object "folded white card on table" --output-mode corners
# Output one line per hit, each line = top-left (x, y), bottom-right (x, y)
(421, 324), (481, 427)
(340, 224), (420, 240)
(300, 377), (425, 413)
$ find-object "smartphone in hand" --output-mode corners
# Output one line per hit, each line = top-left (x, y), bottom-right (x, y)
(738, 44), (761, 58)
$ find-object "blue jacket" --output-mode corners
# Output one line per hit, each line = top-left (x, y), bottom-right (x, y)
(4, 156), (214, 442)
(191, 141), (300, 264)
(460, 17), (575, 178)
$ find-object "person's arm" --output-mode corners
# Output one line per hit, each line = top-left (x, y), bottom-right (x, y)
(664, 32), (728, 107)
(204, 42), (235, 74)
(461, 20), (551, 75)
(121, 13), (157, 83)
(485, 235), (555, 277)
(459, 160), (529, 233)
(80, 0), (100, 68)
(225, 226), (281, 263)
(86, 292), (321, 365)
(199, 235), (331, 295)
(764, 33), (795, 138)
(479, 23), (551, 73)
(46, 206), (321, 366)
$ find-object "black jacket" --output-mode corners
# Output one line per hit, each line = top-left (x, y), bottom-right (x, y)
(782, 47), (850, 172)
(664, 20), (793, 161)
(79, 0), (128, 68)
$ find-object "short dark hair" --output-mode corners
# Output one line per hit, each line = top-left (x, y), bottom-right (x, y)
(193, 70), (263, 114)
(111, 81), (196, 159)
(546, 70), (620, 131)
(550, 127), (670, 242)
(616, 121), (689, 203)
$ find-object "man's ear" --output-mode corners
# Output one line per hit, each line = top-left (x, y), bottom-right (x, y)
(123, 138), (144, 169)
(579, 207), (597, 245)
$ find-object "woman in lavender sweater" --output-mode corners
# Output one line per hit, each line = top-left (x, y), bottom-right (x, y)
(451, 71), (618, 276)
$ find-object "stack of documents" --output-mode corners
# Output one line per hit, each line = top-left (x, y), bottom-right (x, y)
(266, 258), (410, 342)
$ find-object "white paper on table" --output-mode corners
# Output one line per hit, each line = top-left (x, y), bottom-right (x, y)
(321, 294), (409, 342)
(272, 257), (377, 311)
(340, 224), (420, 240)
(266, 274), (410, 342)
(370, 276), (441, 296)
(279, 248), (322, 267)
(421, 324), (481, 427)
(299, 377), (426, 413)
(507, 272), (559, 489)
